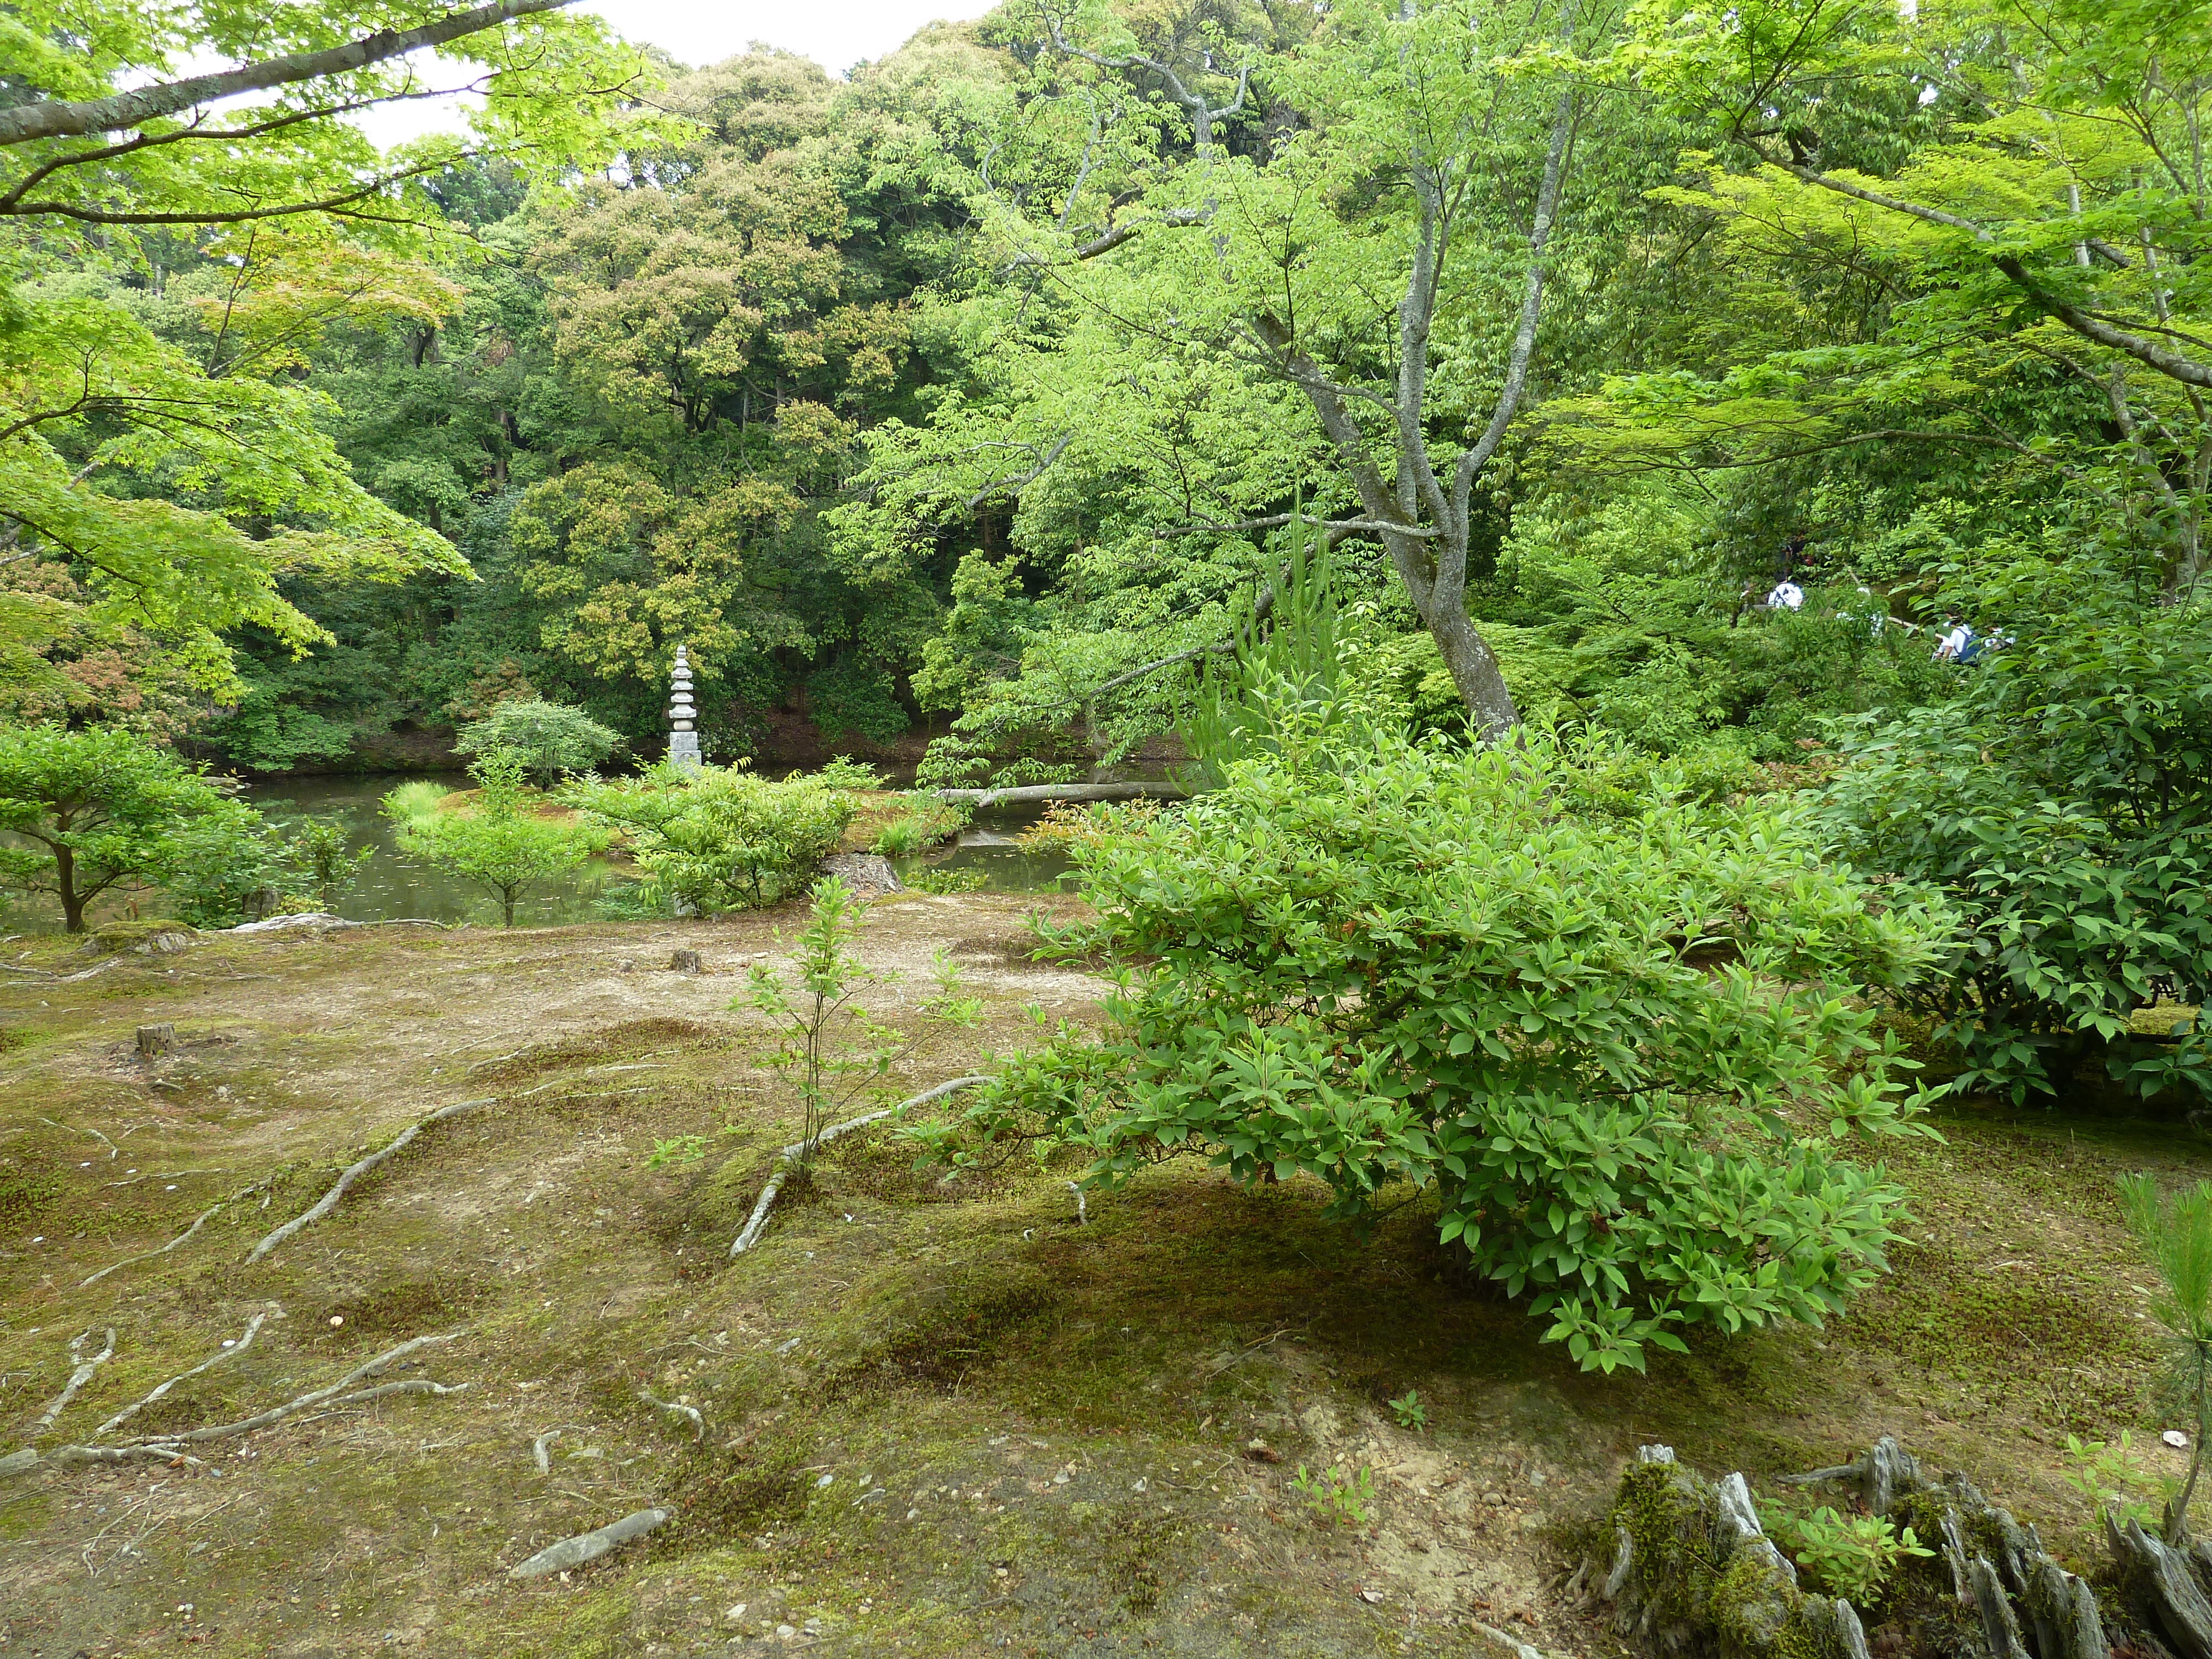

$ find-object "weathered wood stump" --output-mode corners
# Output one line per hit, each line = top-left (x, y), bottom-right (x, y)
(666, 949), (701, 974)
(135, 1023), (174, 1059)
(1585, 1437), (2142, 1659)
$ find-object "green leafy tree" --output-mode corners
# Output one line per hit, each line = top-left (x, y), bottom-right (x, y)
(455, 698), (622, 784)
(954, 719), (1951, 1374)
(1823, 549), (2212, 1105)
(0, 722), (248, 930)
(285, 818), (373, 912)
(387, 747), (593, 926)
(2118, 1175), (2212, 1543)
(566, 763), (852, 912)
(736, 875), (979, 1171)
(0, 0), (660, 706)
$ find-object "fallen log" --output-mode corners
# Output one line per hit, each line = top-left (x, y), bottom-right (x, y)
(930, 782), (1188, 808)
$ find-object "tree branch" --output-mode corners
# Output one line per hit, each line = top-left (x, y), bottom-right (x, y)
(0, 0), (578, 147)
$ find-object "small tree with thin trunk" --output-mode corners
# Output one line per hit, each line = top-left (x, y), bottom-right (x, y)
(0, 723), (242, 931)
(387, 748), (595, 927)
(2120, 1173), (2212, 1542)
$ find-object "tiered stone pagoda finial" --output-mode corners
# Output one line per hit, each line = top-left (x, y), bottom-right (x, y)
(666, 643), (702, 771)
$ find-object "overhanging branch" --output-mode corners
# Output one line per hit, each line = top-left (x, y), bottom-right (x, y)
(0, 0), (579, 147)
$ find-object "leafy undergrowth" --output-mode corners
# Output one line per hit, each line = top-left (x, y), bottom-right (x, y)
(0, 899), (2197, 1655)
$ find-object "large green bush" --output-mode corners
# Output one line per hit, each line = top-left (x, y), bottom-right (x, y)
(455, 699), (623, 786)
(1823, 552), (2212, 1105)
(953, 729), (1952, 1373)
(566, 764), (853, 913)
(0, 723), (267, 931)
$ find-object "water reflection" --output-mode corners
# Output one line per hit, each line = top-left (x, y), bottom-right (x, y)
(889, 805), (1076, 895)
(246, 774), (622, 928)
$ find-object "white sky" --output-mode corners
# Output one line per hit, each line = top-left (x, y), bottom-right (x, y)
(355, 0), (997, 149)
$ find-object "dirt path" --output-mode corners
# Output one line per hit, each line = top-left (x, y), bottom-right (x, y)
(0, 896), (2193, 1656)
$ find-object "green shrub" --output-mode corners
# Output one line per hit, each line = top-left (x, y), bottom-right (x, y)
(815, 755), (884, 789)
(950, 724), (1950, 1374)
(874, 817), (925, 856)
(1762, 1503), (1932, 1605)
(1823, 550), (2212, 1105)
(284, 818), (372, 911)
(455, 700), (622, 785)
(161, 810), (307, 927)
(566, 763), (854, 913)
(389, 748), (596, 926)
(0, 723), (269, 931)
(379, 779), (450, 831)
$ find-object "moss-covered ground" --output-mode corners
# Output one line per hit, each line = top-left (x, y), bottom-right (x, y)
(0, 895), (2198, 1656)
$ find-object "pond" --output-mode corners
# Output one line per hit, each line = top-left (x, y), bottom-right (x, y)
(891, 807), (1076, 896)
(246, 779), (1081, 926)
(247, 774), (622, 928)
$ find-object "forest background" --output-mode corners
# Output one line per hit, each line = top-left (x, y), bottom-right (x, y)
(8, 0), (2197, 783)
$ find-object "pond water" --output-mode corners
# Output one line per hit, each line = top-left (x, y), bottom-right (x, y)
(891, 809), (1077, 896)
(246, 778), (1080, 926)
(1, 775), (1085, 933)
(246, 774), (623, 928)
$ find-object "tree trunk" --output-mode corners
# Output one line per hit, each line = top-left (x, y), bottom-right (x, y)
(56, 843), (86, 932)
(502, 890), (517, 928)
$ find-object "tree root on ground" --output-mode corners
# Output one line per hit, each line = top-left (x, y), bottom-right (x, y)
(95, 1313), (265, 1436)
(639, 1391), (705, 1441)
(509, 1507), (672, 1578)
(6, 1332), (471, 1480)
(81, 1202), (222, 1287)
(729, 1075), (992, 1258)
(246, 1098), (495, 1261)
(34, 1329), (115, 1428)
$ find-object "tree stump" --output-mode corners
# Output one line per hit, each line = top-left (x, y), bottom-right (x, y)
(135, 1024), (174, 1060)
(667, 949), (701, 974)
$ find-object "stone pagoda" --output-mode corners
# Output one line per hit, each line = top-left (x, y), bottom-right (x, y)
(666, 644), (702, 771)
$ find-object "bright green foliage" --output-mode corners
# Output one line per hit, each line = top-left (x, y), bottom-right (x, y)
(1387, 1390), (1428, 1432)
(159, 811), (309, 928)
(387, 747), (593, 926)
(1762, 1503), (1933, 1605)
(2119, 1175), (2212, 1541)
(0, 1), (660, 708)
(964, 724), (1950, 1373)
(1290, 1464), (1375, 1528)
(2057, 1432), (2166, 1534)
(1823, 553), (2212, 1105)
(285, 818), (372, 912)
(455, 698), (622, 785)
(0, 722), (251, 930)
(733, 876), (980, 1170)
(565, 763), (853, 913)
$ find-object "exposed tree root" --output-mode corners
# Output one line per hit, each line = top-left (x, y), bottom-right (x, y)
(96, 1313), (265, 1436)
(81, 1202), (222, 1287)
(729, 1076), (992, 1258)
(1, 1333), (474, 1479)
(639, 1391), (704, 1441)
(123, 1332), (467, 1448)
(509, 1507), (672, 1578)
(246, 1098), (495, 1262)
(35, 1328), (115, 1428)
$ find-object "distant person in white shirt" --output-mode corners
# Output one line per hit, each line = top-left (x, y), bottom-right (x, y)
(1934, 613), (1974, 661)
(1766, 580), (1804, 611)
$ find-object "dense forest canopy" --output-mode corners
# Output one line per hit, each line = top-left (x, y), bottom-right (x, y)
(2, 0), (2199, 782)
